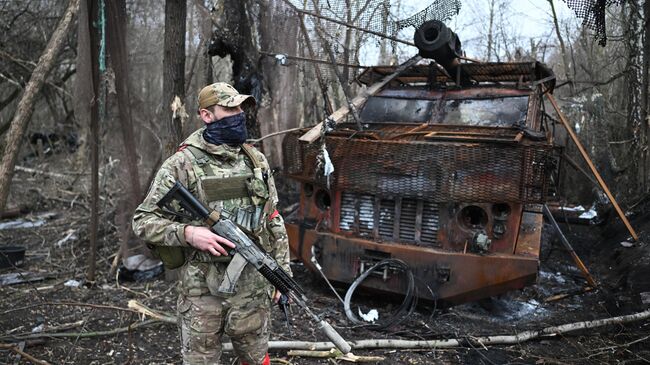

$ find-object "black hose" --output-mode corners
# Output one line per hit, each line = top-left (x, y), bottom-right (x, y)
(343, 258), (417, 329)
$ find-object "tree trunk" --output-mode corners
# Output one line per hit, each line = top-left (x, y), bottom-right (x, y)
(642, 0), (650, 193)
(106, 0), (148, 266)
(548, 0), (574, 94)
(0, 0), (80, 212)
(208, 0), (262, 139)
(486, 0), (495, 61)
(257, 0), (304, 167)
(162, 0), (187, 156)
(86, 0), (104, 283)
(624, 1), (643, 197)
(107, 0), (141, 199)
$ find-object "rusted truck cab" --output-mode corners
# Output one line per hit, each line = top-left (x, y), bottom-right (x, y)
(282, 22), (557, 305)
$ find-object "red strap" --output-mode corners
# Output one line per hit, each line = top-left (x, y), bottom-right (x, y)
(240, 353), (270, 365)
(176, 144), (188, 152)
(268, 209), (279, 221)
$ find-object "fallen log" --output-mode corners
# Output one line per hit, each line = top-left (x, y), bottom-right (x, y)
(17, 303), (648, 353)
(230, 308), (650, 351)
(129, 302), (650, 351)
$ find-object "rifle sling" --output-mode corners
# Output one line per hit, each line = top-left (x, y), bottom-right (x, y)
(217, 252), (248, 294)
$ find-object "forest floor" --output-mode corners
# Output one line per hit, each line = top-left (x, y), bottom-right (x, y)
(1, 156), (650, 365)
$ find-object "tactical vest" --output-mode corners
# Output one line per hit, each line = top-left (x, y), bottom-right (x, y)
(187, 144), (272, 230)
(156, 144), (275, 270)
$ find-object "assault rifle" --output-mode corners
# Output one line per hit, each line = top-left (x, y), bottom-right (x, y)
(157, 181), (351, 354)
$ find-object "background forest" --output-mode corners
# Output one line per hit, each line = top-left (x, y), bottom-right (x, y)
(1, 0), (650, 364)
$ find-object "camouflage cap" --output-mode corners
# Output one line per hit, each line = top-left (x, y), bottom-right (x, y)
(198, 82), (255, 110)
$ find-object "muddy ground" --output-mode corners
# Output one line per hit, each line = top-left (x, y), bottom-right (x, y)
(1, 157), (649, 365)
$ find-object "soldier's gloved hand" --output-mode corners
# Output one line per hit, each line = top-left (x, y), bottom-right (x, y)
(184, 226), (236, 256)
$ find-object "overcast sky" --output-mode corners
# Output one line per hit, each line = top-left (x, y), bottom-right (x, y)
(359, 0), (579, 64)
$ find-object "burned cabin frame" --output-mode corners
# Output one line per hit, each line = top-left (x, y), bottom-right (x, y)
(283, 61), (558, 305)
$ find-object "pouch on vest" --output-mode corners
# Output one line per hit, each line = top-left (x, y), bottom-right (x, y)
(148, 244), (185, 270)
(245, 169), (269, 206)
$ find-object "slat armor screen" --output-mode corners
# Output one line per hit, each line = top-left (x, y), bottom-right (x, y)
(284, 133), (552, 203)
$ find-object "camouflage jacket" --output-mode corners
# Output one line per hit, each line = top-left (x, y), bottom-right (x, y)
(132, 128), (291, 293)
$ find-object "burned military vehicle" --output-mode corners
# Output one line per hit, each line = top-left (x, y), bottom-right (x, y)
(282, 21), (557, 305)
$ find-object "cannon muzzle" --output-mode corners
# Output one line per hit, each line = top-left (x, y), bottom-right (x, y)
(414, 20), (471, 85)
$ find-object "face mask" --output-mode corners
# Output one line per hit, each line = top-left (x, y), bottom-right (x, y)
(203, 112), (248, 145)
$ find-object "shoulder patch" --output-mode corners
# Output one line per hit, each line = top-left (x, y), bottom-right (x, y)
(177, 144), (188, 152)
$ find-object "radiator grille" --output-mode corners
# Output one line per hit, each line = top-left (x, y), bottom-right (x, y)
(399, 199), (417, 242)
(340, 193), (439, 247)
(339, 193), (356, 232)
(378, 199), (395, 239)
(421, 201), (439, 245)
(358, 194), (375, 236)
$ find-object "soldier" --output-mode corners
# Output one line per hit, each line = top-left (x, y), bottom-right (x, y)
(133, 82), (291, 365)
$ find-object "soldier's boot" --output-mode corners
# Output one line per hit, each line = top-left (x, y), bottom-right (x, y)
(240, 353), (270, 365)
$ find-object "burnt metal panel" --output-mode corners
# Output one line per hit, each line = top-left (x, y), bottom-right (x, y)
(357, 61), (555, 91)
(284, 133), (553, 203)
(286, 223), (539, 305)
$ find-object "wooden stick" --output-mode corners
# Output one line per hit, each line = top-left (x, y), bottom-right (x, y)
(248, 127), (306, 143)
(287, 349), (384, 362)
(1, 301), (140, 316)
(546, 92), (638, 241)
(127, 300), (176, 323)
(543, 204), (598, 287)
(544, 286), (593, 303)
(2, 320), (164, 341)
(0, 343), (51, 365)
(298, 55), (422, 143)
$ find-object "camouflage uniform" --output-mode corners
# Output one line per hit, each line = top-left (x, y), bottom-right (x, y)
(133, 84), (290, 365)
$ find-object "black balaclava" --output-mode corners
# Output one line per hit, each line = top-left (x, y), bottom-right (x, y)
(203, 112), (248, 145)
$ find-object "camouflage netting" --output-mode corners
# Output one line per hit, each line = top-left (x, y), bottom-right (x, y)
(562, 0), (625, 46)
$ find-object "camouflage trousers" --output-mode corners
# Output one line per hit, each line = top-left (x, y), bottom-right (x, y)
(177, 262), (273, 365)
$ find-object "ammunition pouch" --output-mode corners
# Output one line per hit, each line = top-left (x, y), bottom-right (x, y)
(201, 174), (252, 201)
(148, 244), (185, 270)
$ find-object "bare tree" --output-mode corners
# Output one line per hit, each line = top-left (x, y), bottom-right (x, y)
(162, 0), (187, 155)
(548, 0), (575, 94)
(0, 0), (80, 212)
(208, 0), (263, 138)
(641, 0), (650, 192)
